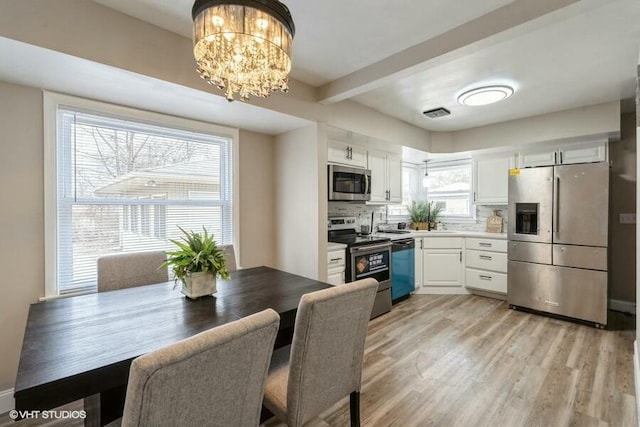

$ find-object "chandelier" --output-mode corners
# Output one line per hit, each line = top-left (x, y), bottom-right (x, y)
(192, 0), (295, 102)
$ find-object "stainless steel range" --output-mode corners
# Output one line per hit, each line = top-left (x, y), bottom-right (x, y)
(328, 217), (392, 319)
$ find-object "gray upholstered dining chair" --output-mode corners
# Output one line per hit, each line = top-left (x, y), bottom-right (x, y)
(219, 244), (238, 272)
(97, 250), (168, 292)
(263, 278), (379, 427)
(117, 309), (280, 427)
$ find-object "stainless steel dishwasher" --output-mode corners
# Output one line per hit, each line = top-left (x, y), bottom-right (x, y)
(391, 238), (415, 302)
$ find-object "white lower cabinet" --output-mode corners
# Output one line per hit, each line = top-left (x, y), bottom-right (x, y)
(415, 235), (507, 296)
(464, 238), (507, 295)
(327, 269), (345, 286)
(423, 250), (463, 287)
(415, 237), (464, 291)
(327, 245), (346, 285)
(465, 269), (507, 294)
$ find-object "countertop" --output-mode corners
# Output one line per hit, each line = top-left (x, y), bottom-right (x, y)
(373, 230), (508, 240)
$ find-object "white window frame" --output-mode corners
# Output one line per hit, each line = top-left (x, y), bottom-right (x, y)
(43, 92), (239, 298)
(426, 159), (475, 222)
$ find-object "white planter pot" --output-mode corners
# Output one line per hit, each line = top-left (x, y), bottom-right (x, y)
(182, 272), (217, 299)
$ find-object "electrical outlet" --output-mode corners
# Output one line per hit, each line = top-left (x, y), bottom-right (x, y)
(619, 213), (636, 224)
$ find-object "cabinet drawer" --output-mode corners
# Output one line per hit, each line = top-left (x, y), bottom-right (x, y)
(466, 250), (507, 272)
(465, 238), (507, 253)
(327, 249), (346, 268)
(465, 268), (507, 294)
(327, 270), (345, 286)
(508, 261), (607, 325)
(422, 237), (463, 249)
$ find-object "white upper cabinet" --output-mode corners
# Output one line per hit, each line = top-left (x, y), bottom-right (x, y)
(368, 150), (388, 202)
(328, 140), (367, 168)
(518, 149), (558, 168)
(559, 140), (608, 165)
(473, 156), (514, 205)
(518, 140), (608, 168)
(387, 153), (402, 204)
(368, 150), (402, 204)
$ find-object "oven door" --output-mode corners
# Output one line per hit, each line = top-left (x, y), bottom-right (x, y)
(349, 242), (392, 319)
(328, 164), (371, 201)
(349, 243), (391, 290)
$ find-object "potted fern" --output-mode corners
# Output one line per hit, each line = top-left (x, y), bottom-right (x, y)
(162, 226), (230, 299)
(408, 201), (428, 230)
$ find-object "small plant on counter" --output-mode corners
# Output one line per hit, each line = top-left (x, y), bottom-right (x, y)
(408, 201), (429, 230)
(427, 201), (444, 225)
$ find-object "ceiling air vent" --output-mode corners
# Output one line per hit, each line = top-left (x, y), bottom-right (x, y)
(422, 107), (450, 118)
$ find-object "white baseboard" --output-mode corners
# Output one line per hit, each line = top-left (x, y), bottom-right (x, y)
(414, 287), (470, 295)
(609, 299), (636, 314)
(634, 341), (640, 424)
(0, 388), (14, 415)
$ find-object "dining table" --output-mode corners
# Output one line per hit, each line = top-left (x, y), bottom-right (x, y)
(13, 266), (332, 425)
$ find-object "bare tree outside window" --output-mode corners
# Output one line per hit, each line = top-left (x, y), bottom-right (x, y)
(56, 109), (232, 294)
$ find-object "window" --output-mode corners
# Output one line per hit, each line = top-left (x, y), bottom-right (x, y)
(47, 98), (234, 296)
(426, 159), (473, 219)
(389, 158), (474, 221)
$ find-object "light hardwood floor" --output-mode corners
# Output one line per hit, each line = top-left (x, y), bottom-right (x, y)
(2, 295), (636, 427)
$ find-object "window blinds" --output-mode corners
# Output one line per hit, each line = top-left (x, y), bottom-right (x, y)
(56, 108), (233, 294)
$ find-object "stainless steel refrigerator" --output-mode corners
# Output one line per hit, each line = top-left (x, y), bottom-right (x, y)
(507, 162), (609, 327)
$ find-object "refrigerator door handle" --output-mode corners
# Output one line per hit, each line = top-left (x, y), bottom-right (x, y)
(554, 176), (560, 233)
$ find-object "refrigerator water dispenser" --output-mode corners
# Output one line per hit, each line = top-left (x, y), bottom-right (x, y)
(515, 203), (538, 235)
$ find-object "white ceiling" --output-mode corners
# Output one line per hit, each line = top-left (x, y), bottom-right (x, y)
(90, 0), (640, 132)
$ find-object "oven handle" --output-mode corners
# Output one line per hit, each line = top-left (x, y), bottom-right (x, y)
(350, 243), (391, 254)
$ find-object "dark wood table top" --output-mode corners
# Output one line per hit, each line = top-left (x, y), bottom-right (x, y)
(14, 266), (331, 411)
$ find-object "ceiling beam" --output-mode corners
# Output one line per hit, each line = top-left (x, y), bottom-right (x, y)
(316, 0), (582, 104)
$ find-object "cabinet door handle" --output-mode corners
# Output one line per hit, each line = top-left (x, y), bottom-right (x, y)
(479, 275), (492, 281)
(479, 242), (492, 247)
(349, 147), (353, 160)
(330, 258), (342, 262)
(473, 191), (476, 202)
(479, 255), (492, 260)
(459, 251), (462, 262)
(559, 151), (563, 164)
(554, 151), (557, 164)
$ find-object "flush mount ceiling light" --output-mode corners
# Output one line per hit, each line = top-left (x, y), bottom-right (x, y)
(192, 0), (295, 102)
(457, 85), (514, 106)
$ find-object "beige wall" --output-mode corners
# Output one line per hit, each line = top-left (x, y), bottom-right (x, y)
(238, 130), (276, 268)
(0, 81), (280, 395)
(0, 82), (44, 392)
(609, 113), (636, 303)
(275, 124), (322, 280)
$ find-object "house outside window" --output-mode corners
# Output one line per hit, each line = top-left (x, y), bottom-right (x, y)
(45, 94), (236, 296)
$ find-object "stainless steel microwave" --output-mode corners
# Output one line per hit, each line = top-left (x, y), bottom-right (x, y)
(328, 164), (371, 201)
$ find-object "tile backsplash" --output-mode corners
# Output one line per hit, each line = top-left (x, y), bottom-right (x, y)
(444, 205), (508, 233)
(328, 202), (387, 230)
(328, 202), (507, 233)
